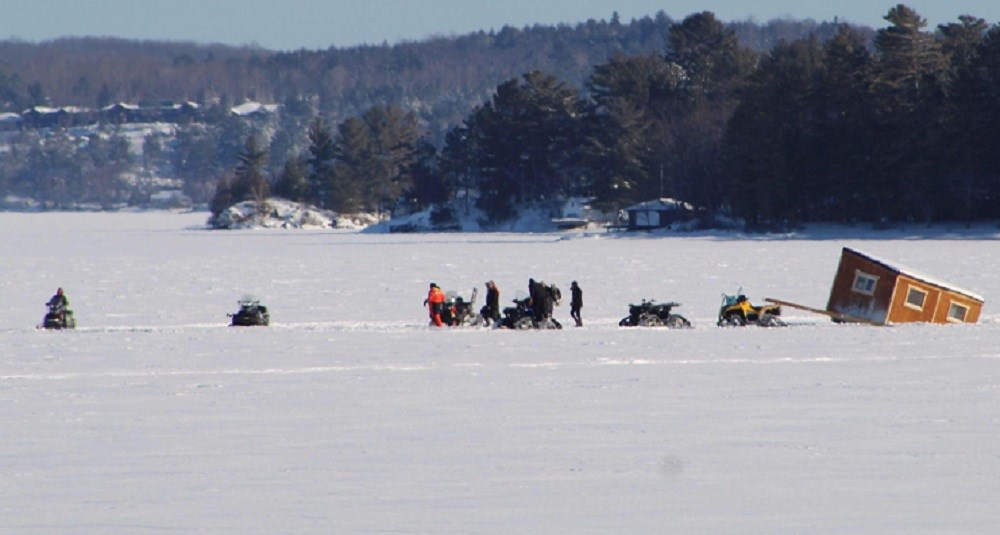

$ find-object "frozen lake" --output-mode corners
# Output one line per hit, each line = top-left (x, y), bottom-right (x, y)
(2, 212), (1000, 533)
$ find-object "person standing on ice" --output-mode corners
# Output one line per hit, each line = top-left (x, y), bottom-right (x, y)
(481, 280), (501, 326)
(423, 283), (446, 327)
(528, 278), (546, 323)
(569, 281), (583, 327)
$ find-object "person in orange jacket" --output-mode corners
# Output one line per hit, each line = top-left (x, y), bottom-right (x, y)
(423, 282), (446, 327)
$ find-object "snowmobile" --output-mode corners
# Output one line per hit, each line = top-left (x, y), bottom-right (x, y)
(440, 288), (479, 327)
(499, 296), (562, 330)
(41, 302), (76, 330)
(229, 296), (270, 327)
(619, 299), (692, 328)
(717, 292), (785, 327)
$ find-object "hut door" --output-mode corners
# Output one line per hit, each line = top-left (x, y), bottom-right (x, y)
(648, 211), (660, 226)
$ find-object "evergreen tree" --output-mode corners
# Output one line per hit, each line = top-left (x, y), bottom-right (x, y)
(583, 54), (686, 209)
(869, 4), (947, 221)
(305, 117), (336, 207)
(723, 38), (825, 227)
(465, 71), (583, 221)
(329, 116), (368, 212)
(408, 139), (449, 208)
(937, 16), (988, 222)
(273, 156), (310, 202)
(813, 25), (876, 222)
(665, 11), (747, 102)
(358, 104), (420, 213)
(231, 134), (270, 207)
(948, 24), (1000, 220)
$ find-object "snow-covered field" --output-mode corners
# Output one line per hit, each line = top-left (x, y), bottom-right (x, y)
(3, 212), (1000, 533)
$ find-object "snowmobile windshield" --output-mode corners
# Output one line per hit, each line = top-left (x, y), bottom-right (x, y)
(238, 294), (261, 306)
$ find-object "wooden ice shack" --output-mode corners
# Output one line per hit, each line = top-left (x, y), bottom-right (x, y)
(826, 247), (983, 325)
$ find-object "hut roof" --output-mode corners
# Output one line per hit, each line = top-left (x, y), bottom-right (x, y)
(625, 197), (694, 212)
(843, 247), (984, 302)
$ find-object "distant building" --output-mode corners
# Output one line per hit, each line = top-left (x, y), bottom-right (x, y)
(826, 247), (983, 325)
(149, 190), (193, 209)
(230, 101), (278, 117)
(624, 198), (694, 230)
(0, 112), (23, 130)
(551, 197), (609, 229)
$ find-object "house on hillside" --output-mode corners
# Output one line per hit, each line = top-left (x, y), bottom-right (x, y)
(0, 112), (23, 130)
(21, 106), (92, 128)
(826, 247), (983, 325)
(231, 101), (278, 118)
(624, 198), (694, 230)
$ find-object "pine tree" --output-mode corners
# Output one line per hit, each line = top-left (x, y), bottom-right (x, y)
(273, 156), (310, 202)
(306, 117), (336, 207)
(213, 134), (269, 215)
(870, 4), (947, 221)
(465, 71), (583, 221)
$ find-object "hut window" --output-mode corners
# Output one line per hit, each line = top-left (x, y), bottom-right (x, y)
(852, 271), (878, 295)
(904, 286), (927, 310)
(947, 302), (969, 322)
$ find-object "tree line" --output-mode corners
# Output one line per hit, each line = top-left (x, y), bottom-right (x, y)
(215, 5), (1000, 227)
(0, 13), (847, 144)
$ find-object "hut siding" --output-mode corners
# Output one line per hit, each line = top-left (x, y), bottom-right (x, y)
(828, 248), (983, 325)
(827, 253), (897, 324)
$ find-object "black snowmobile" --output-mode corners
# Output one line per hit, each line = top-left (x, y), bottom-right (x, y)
(499, 296), (562, 330)
(229, 296), (270, 327)
(440, 288), (479, 327)
(41, 302), (76, 330)
(619, 299), (691, 328)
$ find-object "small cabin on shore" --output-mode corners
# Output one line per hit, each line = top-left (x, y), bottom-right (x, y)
(826, 247), (983, 325)
(624, 198), (694, 230)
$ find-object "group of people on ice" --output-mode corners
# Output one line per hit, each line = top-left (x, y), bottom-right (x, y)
(424, 279), (583, 329)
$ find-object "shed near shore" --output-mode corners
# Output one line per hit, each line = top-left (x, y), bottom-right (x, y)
(826, 247), (983, 325)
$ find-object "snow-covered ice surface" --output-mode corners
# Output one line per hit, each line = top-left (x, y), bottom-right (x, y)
(3, 212), (1000, 533)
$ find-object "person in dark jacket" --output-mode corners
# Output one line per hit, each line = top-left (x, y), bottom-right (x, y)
(481, 280), (501, 326)
(570, 281), (583, 327)
(47, 287), (69, 311)
(528, 278), (546, 322)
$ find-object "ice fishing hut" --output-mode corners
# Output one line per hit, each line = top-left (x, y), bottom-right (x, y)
(826, 247), (983, 325)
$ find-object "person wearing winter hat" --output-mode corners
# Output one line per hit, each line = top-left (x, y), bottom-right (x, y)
(423, 282), (446, 327)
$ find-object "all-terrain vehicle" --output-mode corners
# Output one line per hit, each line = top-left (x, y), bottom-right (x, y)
(619, 299), (692, 328)
(499, 296), (562, 330)
(440, 288), (479, 327)
(41, 302), (76, 329)
(229, 295), (270, 326)
(717, 292), (785, 327)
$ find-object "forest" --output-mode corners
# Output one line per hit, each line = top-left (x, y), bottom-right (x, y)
(3, 5), (1000, 227)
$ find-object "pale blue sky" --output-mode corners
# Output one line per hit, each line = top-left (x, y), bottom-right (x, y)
(3, 1), (999, 51)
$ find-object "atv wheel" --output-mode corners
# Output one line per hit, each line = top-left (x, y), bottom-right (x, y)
(720, 312), (746, 327)
(666, 314), (691, 328)
(759, 314), (787, 327)
(619, 317), (633, 327)
(514, 317), (535, 330)
(638, 314), (664, 327)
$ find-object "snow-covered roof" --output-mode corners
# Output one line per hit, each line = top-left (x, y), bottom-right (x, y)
(23, 106), (61, 114)
(845, 247), (984, 302)
(231, 101), (278, 116)
(102, 102), (141, 111)
(625, 197), (694, 212)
